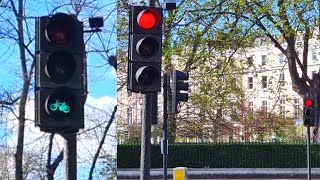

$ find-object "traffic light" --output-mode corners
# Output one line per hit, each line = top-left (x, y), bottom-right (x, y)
(127, 5), (163, 93)
(303, 98), (315, 127)
(172, 69), (189, 114)
(35, 13), (86, 133)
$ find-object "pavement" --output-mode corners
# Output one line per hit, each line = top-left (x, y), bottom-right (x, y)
(117, 168), (320, 179)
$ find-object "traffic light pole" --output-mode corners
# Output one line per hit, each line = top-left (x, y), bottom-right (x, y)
(307, 126), (311, 180)
(61, 133), (77, 180)
(140, 93), (154, 180)
(163, 74), (168, 180)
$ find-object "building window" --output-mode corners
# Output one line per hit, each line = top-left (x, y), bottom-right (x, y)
(280, 73), (284, 81)
(127, 107), (132, 125)
(279, 98), (285, 116)
(278, 54), (284, 64)
(259, 39), (264, 46)
(247, 56), (254, 66)
(249, 101), (253, 113)
(262, 101), (267, 110)
(312, 50), (317, 62)
(248, 77), (253, 89)
(261, 55), (267, 65)
(262, 76), (267, 88)
(280, 98), (285, 105)
(280, 73), (285, 86)
(262, 101), (268, 118)
(294, 98), (300, 119)
(279, 106), (285, 116)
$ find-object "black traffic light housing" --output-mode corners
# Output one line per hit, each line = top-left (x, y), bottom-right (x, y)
(35, 13), (86, 133)
(303, 98), (315, 127)
(172, 69), (189, 114)
(127, 6), (163, 93)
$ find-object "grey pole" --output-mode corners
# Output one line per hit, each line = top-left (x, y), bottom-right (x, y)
(307, 126), (311, 180)
(140, 93), (153, 180)
(147, 0), (155, 7)
(162, 73), (168, 180)
(62, 133), (77, 180)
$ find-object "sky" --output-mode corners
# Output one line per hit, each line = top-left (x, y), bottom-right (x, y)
(0, 0), (117, 179)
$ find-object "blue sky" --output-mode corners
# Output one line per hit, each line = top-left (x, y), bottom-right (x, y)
(0, 0), (117, 99)
(0, 0), (117, 179)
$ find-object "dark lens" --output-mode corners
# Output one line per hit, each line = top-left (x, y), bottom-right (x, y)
(46, 51), (76, 83)
(46, 13), (75, 45)
(137, 37), (159, 57)
(136, 66), (159, 85)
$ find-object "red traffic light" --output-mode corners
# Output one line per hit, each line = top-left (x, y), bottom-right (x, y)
(305, 99), (313, 107)
(137, 9), (159, 29)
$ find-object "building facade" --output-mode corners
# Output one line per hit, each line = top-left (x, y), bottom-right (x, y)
(117, 33), (320, 143)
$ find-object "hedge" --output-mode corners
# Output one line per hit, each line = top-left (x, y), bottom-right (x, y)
(117, 142), (320, 168)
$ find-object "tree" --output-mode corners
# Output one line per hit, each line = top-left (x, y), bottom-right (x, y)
(224, 0), (320, 141)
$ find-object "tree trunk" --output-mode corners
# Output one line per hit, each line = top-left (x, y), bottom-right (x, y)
(13, 0), (29, 178)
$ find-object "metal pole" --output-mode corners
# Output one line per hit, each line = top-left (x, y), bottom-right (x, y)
(163, 74), (168, 180)
(63, 133), (77, 180)
(140, 93), (153, 180)
(307, 126), (311, 180)
(147, 0), (155, 7)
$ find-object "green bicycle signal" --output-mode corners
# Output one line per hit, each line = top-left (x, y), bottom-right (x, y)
(49, 100), (70, 113)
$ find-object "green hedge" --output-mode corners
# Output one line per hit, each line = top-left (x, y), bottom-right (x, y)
(117, 142), (320, 168)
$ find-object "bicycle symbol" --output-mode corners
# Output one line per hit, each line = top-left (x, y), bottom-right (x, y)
(49, 100), (70, 113)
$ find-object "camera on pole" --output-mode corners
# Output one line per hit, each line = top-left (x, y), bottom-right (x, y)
(127, 6), (163, 93)
(35, 13), (86, 133)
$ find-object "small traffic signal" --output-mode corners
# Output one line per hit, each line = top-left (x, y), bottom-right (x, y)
(127, 6), (163, 93)
(303, 98), (315, 127)
(172, 69), (189, 114)
(35, 13), (86, 133)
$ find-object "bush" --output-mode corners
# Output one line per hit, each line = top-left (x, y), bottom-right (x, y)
(117, 142), (319, 168)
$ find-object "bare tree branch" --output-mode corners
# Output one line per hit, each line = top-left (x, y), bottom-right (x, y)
(88, 105), (117, 180)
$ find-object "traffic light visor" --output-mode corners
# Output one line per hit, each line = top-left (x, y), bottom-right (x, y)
(137, 9), (159, 29)
(305, 99), (313, 107)
(46, 13), (75, 45)
(45, 51), (76, 83)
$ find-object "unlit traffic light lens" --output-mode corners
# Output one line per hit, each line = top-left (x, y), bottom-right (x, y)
(46, 13), (75, 44)
(136, 37), (159, 57)
(135, 66), (159, 85)
(45, 51), (76, 83)
(137, 10), (157, 29)
(305, 108), (312, 116)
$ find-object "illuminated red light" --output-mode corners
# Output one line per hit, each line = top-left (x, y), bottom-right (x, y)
(137, 10), (157, 29)
(305, 99), (313, 107)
